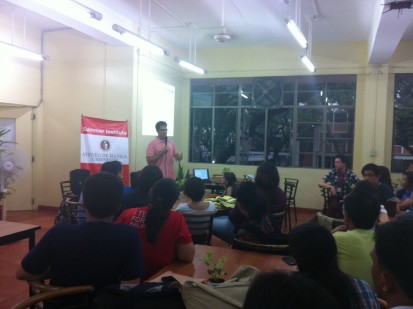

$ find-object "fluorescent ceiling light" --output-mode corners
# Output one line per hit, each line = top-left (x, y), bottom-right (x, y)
(38, 0), (103, 21)
(71, 0), (103, 20)
(241, 93), (248, 99)
(301, 55), (316, 72)
(286, 19), (308, 49)
(0, 41), (46, 61)
(112, 24), (169, 56)
(174, 57), (207, 75)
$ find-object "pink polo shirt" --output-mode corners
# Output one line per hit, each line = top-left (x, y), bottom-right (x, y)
(146, 137), (178, 179)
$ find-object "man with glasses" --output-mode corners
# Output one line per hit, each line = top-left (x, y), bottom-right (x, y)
(146, 121), (182, 179)
(361, 163), (395, 205)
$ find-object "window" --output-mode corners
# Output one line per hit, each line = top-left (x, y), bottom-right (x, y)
(190, 75), (357, 168)
(392, 74), (413, 172)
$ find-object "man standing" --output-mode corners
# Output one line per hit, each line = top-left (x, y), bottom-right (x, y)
(371, 221), (413, 308)
(146, 121), (182, 179)
(318, 154), (359, 217)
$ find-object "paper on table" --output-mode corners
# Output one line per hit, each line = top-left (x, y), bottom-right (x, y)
(149, 270), (206, 286)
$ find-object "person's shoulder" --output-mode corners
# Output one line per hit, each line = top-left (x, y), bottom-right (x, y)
(175, 203), (189, 211)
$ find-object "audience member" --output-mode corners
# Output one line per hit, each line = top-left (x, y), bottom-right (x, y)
(236, 182), (287, 243)
(16, 172), (144, 288)
(396, 171), (413, 211)
(372, 221), (413, 308)
(130, 171), (140, 190)
(212, 161), (286, 244)
(379, 165), (393, 189)
(318, 154), (359, 218)
(222, 172), (237, 197)
(116, 178), (194, 280)
(406, 161), (413, 172)
(289, 223), (380, 308)
(175, 177), (216, 213)
(244, 271), (340, 309)
(332, 190), (380, 286)
(361, 163), (395, 204)
(118, 165), (163, 216)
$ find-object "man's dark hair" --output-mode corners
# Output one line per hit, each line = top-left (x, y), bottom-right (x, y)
(344, 190), (380, 229)
(83, 172), (124, 218)
(137, 165), (163, 192)
(361, 163), (380, 176)
(244, 271), (339, 309)
(155, 121), (167, 130)
(101, 161), (122, 175)
(334, 154), (348, 165)
(375, 221), (413, 300)
(183, 177), (205, 202)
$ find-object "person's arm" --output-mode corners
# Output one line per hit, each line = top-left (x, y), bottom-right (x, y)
(176, 243), (195, 262)
(121, 278), (140, 285)
(318, 179), (337, 196)
(398, 197), (413, 210)
(146, 147), (168, 164)
(174, 152), (183, 161)
(16, 265), (49, 281)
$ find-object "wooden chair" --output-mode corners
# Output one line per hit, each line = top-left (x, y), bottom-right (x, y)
(182, 211), (216, 245)
(284, 178), (299, 231)
(270, 211), (285, 233)
(12, 281), (94, 309)
(321, 188), (330, 214)
(232, 238), (289, 255)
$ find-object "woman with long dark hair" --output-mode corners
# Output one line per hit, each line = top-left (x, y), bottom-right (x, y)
(222, 172), (237, 197)
(289, 223), (380, 309)
(116, 178), (194, 280)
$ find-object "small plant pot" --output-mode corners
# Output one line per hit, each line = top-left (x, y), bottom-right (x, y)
(207, 278), (225, 286)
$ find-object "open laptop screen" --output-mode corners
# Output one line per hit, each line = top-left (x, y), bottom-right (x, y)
(193, 168), (210, 181)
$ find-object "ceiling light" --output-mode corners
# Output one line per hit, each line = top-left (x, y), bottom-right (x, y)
(0, 41), (46, 61)
(37, 0), (103, 22)
(241, 93), (248, 99)
(174, 57), (207, 75)
(286, 19), (308, 49)
(301, 55), (316, 72)
(112, 24), (169, 56)
(71, 0), (103, 20)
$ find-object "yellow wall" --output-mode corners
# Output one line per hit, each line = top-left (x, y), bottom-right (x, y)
(2, 15), (413, 210)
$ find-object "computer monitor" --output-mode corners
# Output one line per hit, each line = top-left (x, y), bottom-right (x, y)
(193, 168), (210, 181)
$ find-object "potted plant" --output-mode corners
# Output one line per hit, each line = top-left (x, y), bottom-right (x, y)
(200, 251), (227, 284)
(176, 162), (190, 191)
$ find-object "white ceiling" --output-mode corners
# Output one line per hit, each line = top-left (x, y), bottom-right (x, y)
(2, 0), (413, 64)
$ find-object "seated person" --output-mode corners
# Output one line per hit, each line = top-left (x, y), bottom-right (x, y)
(332, 189), (380, 286)
(371, 221), (413, 308)
(396, 171), (413, 211)
(244, 271), (340, 309)
(361, 163), (395, 205)
(16, 172), (143, 288)
(116, 178), (195, 280)
(289, 223), (380, 308)
(318, 154), (359, 218)
(117, 165), (163, 216)
(236, 182), (287, 244)
(175, 177), (216, 213)
(222, 172), (237, 197)
(378, 165), (393, 189)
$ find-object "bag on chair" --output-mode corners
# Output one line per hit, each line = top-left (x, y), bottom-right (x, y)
(180, 265), (260, 309)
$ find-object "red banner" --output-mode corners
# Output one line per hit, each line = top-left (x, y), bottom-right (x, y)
(80, 115), (129, 185)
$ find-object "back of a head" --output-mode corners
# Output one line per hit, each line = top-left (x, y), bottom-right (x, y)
(183, 177), (205, 202)
(101, 161), (122, 175)
(344, 190), (380, 229)
(378, 166), (392, 187)
(354, 180), (374, 192)
(83, 172), (124, 218)
(146, 178), (179, 244)
(138, 165), (163, 192)
(224, 172), (237, 186)
(130, 171), (140, 189)
(255, 161), (280, 190)
(375, 221), (413, 301)
(236, 182), (268, 220)
(244, 271), (339, 309)
(289, 223), (338, 273)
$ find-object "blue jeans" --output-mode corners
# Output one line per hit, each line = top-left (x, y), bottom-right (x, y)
(212, 216), (235, 243)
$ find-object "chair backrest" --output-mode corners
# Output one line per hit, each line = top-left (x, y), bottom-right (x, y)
(270, 211), (285, 233)
(232, 238), (289, 255)
(69, 169), (90, 196)
(182, 211), (216, 245)
(321, 188), (330, 209)
(11, 284), (94, 309)
(284, 178), (299, 201)
(60, 180), (72, 199)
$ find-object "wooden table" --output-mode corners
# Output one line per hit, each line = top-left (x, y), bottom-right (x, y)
(0, 221), (41, 250)
(149, 244), (296, 281)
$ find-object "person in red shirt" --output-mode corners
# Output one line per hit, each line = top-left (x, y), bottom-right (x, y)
(116, 178), (194, 280)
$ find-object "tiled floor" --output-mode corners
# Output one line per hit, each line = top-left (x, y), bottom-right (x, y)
(0, 206), (318, 309)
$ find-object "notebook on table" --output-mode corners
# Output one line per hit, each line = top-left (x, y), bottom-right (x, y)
(193, 168), (211, 183)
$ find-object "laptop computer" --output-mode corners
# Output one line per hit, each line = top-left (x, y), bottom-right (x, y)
(193, 168), (211, 183)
